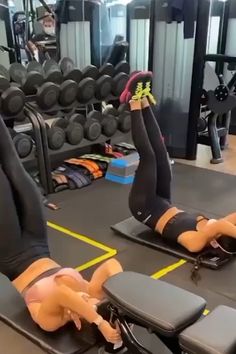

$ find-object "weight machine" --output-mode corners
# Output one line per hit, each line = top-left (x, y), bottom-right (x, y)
(198, 54), (236, 164)
(12, 0), (57, 64)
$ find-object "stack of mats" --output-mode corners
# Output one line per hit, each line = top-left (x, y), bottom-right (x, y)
(105, 152), (139, 184)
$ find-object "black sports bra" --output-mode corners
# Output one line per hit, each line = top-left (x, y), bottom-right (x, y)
(162, 212), (208, 244)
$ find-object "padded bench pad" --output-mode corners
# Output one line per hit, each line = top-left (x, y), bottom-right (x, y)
(179, 306), (236, 354)
(0, 276), (99, 354)
(111, 217), (232, 269)
(103, 272), (206, 337)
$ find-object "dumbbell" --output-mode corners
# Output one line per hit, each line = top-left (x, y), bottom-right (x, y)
(47, 117), (84, 145)
(42, 59), (63, 84)
(28, 61), (78, 107)
(0, 64), (25, 117)
(69, 112), (101, 141)
(59, 57), (82, 83)
(103, 105), (131, 133)
(10, 62), (59, 110)
(8, 128), (33, 158)
(81, 64), (112, 101)
(112, 61), (130, 96)
(45, 120), (66, 150)
(87, 110), (118, 137)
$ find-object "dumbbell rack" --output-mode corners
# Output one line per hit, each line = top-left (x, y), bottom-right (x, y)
(27, 96), (131, 194)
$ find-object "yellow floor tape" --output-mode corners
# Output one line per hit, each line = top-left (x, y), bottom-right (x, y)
(48, 222), (210, 314)
(47, 221), (117, 271)
(151, 259), (187, 279)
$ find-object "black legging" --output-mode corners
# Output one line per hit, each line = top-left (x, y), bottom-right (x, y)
(129, 104), (172, 229)
(0, 117), (49, 281)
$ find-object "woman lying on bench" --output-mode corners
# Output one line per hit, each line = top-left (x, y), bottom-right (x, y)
(121, 71), (236, 254)
(0, 117), (121, 343)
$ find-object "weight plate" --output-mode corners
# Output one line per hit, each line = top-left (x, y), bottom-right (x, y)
(0, 76), (10, 92)
(114, 61), (130, 76)
(51, 118), (68, 130)
(87, 110), (102, 122)
(95, 75), (112, 100)
(36, 82), (59, 109)
(47, 126), (65, 150)
(85, 120), (101, 141)
(112, 72), (129, 96)
(103, 106), (119, 117)
(9, 63), (27, 84)
(14, 134), (32, 158)
(27, 61), (44, 75)
(1, 87), (25, 116)
(81, 65), (99, 80)
(70, 113), (86, 126)
(64, 68), (82, 83)
(99, 63), (115, 77)
(102, 115), (118, 137)
(0, 64), (10, 81)
(78, 78), (95, 103)
(118, 111), (131, 132)
(59, 80), (78, 106)
(23, 71), (44, 95)
(59, 57), (75, 74)
(46, 70), (63, 84)
(66, 122), (84, 145)
(43, 59), (59, 73)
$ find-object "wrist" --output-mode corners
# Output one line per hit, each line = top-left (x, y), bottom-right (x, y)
(93, 315), (104, 328)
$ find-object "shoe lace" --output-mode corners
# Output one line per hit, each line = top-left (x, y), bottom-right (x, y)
(143, 81), (156, 104)
(132, 82), (143, 100)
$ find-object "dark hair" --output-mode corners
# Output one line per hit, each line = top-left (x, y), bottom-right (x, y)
(218, 236), (236, 253)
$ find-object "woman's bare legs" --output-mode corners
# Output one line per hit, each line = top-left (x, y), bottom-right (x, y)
(88, 259), (123, 300)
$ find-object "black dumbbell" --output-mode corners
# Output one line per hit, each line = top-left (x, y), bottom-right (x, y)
(10, 62), (59, 110)
(69, 112), (101, 141)
(99, 63), (115, 77)
(47, 117), (84, 145)
(8, 128), (33, 158)
(114, 61), (130, 76)
(81, 109), (117, 137)
(45, 120), (66, 150)
(111, 61), (130, 97)
(59, 57), (82, 83)
(0, 64), (25, 117)
(75, 65), (97, 104)
(99, 110), (118, 137)
(28, 61), (78, 107)
(103, 105), (131, 133)
(81, 64), (112, 101)
(43, 59), (63, 84)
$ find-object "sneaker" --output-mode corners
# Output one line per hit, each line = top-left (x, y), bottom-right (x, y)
(120, 71), (154, 104)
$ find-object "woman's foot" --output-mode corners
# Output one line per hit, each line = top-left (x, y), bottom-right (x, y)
(120, 71), (156, 104)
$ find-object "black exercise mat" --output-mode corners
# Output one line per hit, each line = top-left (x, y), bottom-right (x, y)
(0, 276), (98, 354)
(111, 217), (232, 269)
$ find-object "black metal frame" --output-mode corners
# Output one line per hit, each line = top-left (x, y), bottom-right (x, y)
(186, 0), (211, 160)
(216, 0), (231, 75)
(21, 107), (49, 193)
(102, 305), (184, 354)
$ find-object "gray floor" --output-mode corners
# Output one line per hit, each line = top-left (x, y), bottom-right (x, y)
(1, 163), (236, 353)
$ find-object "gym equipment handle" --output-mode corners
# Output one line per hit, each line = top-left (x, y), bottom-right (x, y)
(205, 54), (236, 64)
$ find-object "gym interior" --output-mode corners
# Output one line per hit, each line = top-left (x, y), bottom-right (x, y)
(1, 0), (236, 353)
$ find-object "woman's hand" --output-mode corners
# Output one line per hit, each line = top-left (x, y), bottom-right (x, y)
(98, 320), (121, 344)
